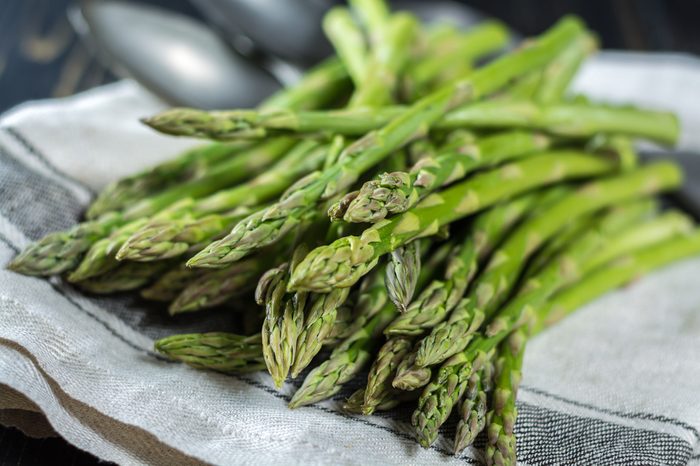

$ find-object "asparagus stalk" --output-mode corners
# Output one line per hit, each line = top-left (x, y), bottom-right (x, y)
(261, 58), (350, 112)
(256, 260), (305, 387)
(113, 207), (256, 263)
(67, 218), (149, 281)
(392, 344), (433, 391)
(413, 163), (682, 368)
(330, 266), (389, 344)
(412, 348), (494, 448)
(348, 0), (390, 47)
(148, 18), (583, 140)
(288, 304), (394, 408)
(412, 210), (694, 447)
(402, 21), (509, 101)
(140, 264), (198, 302)
(343, 387), (414, 414)
(534, 32), (596, 104)
(385, 239), (422, 312)
(8, 138), (295, 276)
(86, 142), (251, 219)
(538, 229), (700, 331)
(290, 287), (351, 378)
(453, 363), (493, 455)
(154, 332), (265, 374)
(484, 330), (525, 465)
(385, 192), (539, 336)
(526, 198), (656, 276)
(90, 55), (349, 219)
(117, 139), (327, 262)
(289, 151), (619, 293)
(583, 210), (693, 271)
(341, 130), (553, 223)
(289, 238), (447, 408)
(75, 260), (171, 294)
(145, 100), (680, 147)
(263, 10), (413, 384)
(169, 257), (267, 314)
(322, 8), (368, 86)
(184, 18), (584, 268)
(361, 336), (413, 414)
(324, 298), (356, 347)
(343, 388), (370, 414)
(349, 13), (418, 107)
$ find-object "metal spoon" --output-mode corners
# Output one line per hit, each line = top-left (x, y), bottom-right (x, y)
(74, 0), (281, 108)
(191, 0), (491, 67)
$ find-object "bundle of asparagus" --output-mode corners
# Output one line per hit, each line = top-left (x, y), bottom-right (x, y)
(8, 0), (700, 462)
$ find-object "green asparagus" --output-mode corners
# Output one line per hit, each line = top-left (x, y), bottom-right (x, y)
(154, 332), (265, 373)
(184, 18), (584, 269)
(341, 130), (553, 223)
(414, 163), (682, 368)
(484, 330), (525, 466)
(289, 151), (618, 293)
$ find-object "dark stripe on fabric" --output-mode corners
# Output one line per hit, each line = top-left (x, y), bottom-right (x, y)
(3, 127), (95, 195)
(0, 142), (84, 239)
(521, 384), (700, 442)
(516, 402), (692, 466)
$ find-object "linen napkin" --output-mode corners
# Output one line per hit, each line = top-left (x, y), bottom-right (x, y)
(0, 51), (699, 465)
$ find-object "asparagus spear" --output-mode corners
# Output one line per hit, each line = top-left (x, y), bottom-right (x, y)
(86, 142), (250, 219)
(148, 17), (583, 140)
(348, 0), (390, 47)
(340, 269), (389, 336)
(322, 8), (368, 86)
(8, 138), (295, 276)
(343, 387), (414, 414)
(329, 239), (430, 343)
(264, 10), (413, 384)
(453, 363), (493, 455)
(261, 58), (350, 112)
(289, 238), (447, 408)
(289, 151), (619, 293)
(412, 211), (694, 447)
(415, 164), (682, 368)
(145, 99), (680, 147)
(75, 260), (171, 294)
(343, 388), (370, 414)
(113, 207), (256, 263)
(169, 257), (267, 314)
(385, 239), (422, 312)
(117, 139), (327, 262)
(154, 332), (265, 374)
(89, 55), (349, 219)
(67, 218), (149, 281)
(484, 330), (525, 465)
(288, 304), (394, 408)
(538, 229), (700, 331)
(349, 13), (418, 107)
(290, 287), (351, 378)
(534, 32), (596, 104)
(526, 198), (656, 276)
(341, 130), (552, 223)
(583, 210), (693, 271)
(362, 336), (413, 414)
(140, 264), (198, 302)
(402, 21), (509, 101)
(256, 260), (305, 387)
(385, 191), (539, 336)
(413, 348), (494, 448)
(185, 18), (584, 268)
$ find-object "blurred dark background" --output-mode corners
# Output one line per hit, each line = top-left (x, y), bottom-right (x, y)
(0, 0), (698, 464)
(1, 0), (700, 113)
